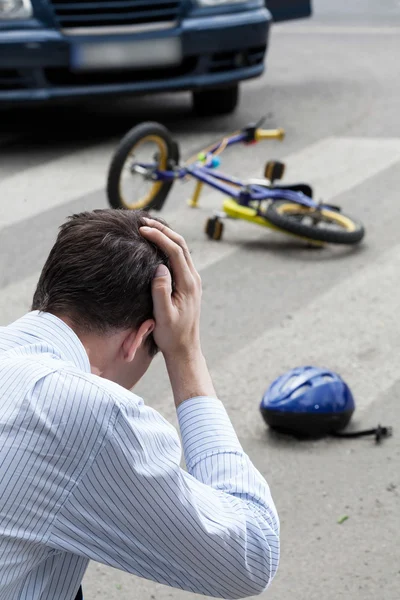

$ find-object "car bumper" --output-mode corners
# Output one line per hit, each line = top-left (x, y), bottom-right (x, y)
(0, 8), (270, 104)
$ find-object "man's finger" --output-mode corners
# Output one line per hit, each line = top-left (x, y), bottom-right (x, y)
(152, 264), (174, 318)
(140, 226), (194, 292)
(142, 217), (198, 277)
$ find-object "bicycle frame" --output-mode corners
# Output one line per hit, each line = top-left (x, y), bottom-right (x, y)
(132, 128), (328, 210)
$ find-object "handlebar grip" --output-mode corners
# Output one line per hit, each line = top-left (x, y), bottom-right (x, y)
(255, 128), (285, 141)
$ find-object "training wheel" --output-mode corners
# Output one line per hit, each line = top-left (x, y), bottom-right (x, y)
(205, 217), (224, 241)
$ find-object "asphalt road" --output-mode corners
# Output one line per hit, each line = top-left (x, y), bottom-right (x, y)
(1, 1), (399, 599)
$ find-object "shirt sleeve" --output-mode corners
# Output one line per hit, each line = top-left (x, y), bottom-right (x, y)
(48, 396), (280, 599)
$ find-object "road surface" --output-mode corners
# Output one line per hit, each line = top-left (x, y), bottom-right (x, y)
(0, 1), (399, 599)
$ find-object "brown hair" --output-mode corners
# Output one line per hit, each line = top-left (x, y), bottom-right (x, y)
(32, 208), (171, 356)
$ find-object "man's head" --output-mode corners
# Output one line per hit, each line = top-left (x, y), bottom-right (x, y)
(32, 208), (171, 388)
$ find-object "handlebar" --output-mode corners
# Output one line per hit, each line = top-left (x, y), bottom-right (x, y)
(255, 128), (285, 141)
(185, 125), (286, 165)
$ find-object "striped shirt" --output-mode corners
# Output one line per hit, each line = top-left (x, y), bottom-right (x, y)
(0, 311), (279, 600)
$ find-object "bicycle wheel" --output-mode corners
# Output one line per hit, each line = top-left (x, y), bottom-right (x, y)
(265, 200), (365, 245)
(107, 122), (179, 212)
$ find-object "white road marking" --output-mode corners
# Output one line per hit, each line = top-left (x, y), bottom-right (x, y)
(169, 136), (400, 271)
(280, 136), (400, 201)
(212, 242), (400, 415)
(2, 136), (400, 329)
(273, 25), (400, 35)
(0, 143), (112, 231)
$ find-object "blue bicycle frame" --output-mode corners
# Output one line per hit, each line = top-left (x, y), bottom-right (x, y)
(133, 131), (330, 211)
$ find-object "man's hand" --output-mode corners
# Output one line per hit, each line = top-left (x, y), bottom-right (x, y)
(140, 218), (216, 406)
(140, 218), (202, 359)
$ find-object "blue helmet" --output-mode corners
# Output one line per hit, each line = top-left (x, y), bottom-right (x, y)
(260, 366), (355, 438)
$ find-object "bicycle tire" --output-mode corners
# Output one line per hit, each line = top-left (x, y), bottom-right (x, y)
(265, 200), (365, 245)
(107, 122), (179, 212)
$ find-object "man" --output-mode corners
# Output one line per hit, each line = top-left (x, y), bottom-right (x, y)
(0, 209), (279, 600)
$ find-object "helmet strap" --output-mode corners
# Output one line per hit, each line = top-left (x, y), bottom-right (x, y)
(330, 424), (393, 444)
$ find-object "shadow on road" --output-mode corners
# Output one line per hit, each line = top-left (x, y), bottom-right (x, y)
(238, 237), (367, 262)
(0, 93), (253, 149)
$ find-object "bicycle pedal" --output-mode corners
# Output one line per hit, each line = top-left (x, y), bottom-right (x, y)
(264, 161), (285, 183)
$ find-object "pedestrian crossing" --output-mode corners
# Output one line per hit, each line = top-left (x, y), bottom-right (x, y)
(3, 133), (400, 234)
(215, 241), (400, 415)
(1, 130), (400, 424)
(0, 142), (113, 230)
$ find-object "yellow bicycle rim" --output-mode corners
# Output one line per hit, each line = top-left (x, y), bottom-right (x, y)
(221, 198), (325, 246)
(275, 203), (357, 232)
(118, 135), (168, 210)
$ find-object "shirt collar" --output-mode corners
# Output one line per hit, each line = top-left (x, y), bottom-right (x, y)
(8, 310), (91, 374)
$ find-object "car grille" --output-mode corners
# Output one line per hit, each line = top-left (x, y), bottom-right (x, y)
(48, 0), (181, 31)
(0, 69), (33, 90)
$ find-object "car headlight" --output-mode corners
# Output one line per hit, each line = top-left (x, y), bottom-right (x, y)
(0, 0), (32, 19)
(196, 0), (251, 5)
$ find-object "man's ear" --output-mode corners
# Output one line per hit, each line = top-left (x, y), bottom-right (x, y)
(122, 319), (155, 363)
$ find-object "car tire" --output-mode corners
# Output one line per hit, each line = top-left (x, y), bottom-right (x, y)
(192, 84), (239, 117)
